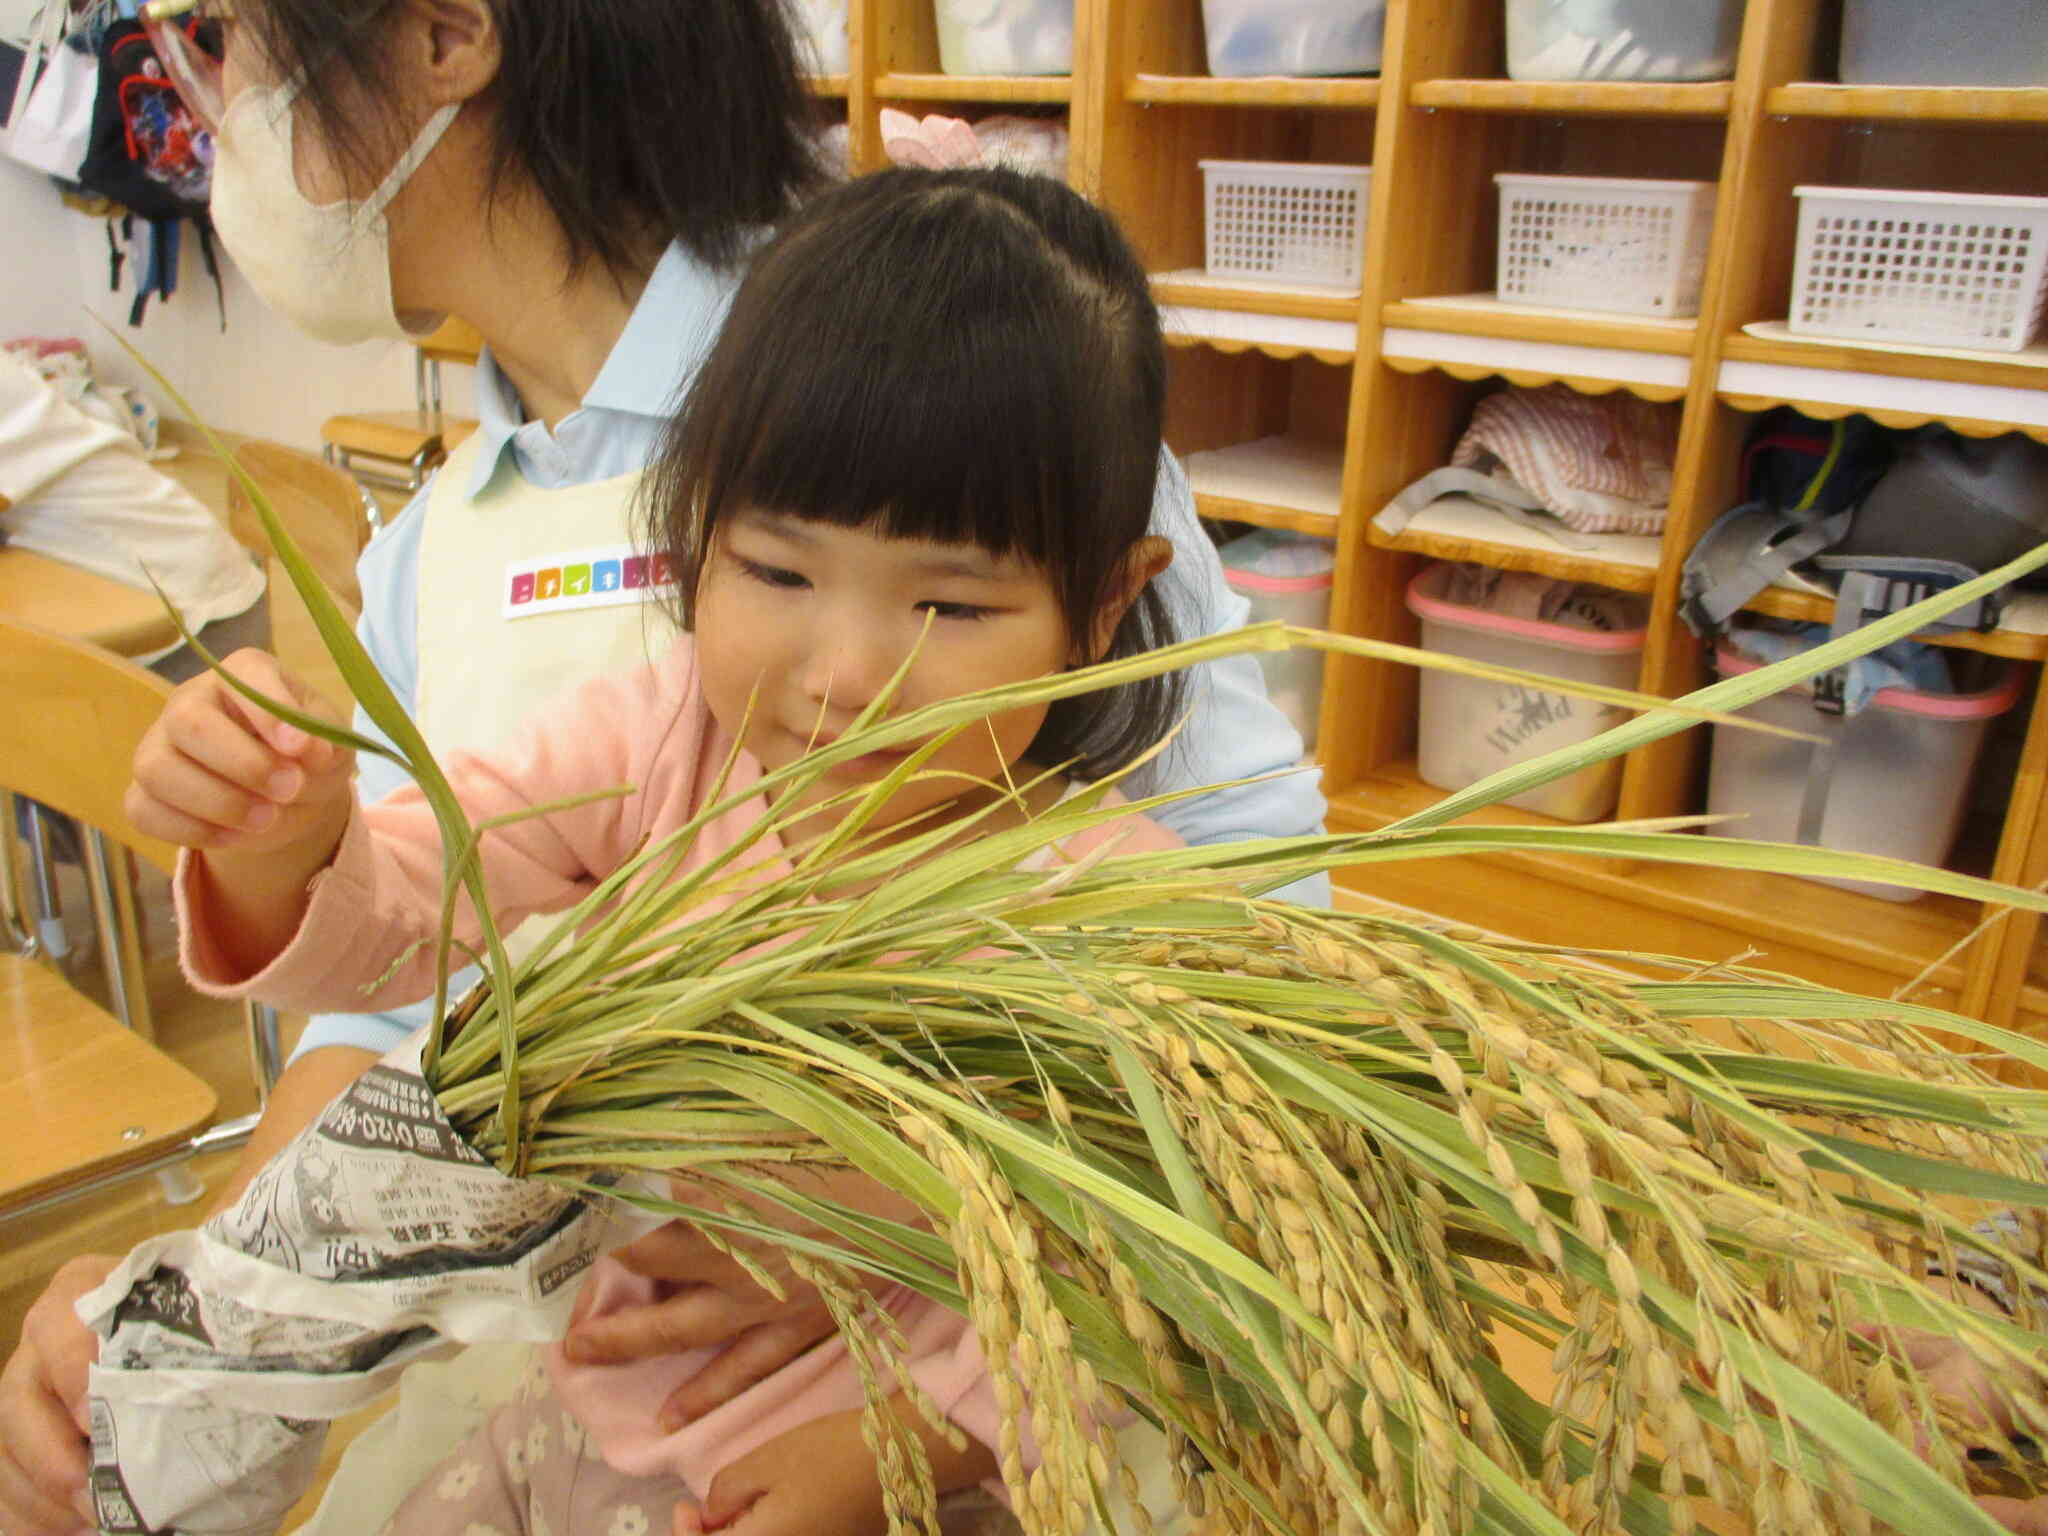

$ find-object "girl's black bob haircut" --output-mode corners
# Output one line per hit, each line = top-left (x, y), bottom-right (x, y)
(234, 0), (823, 275)
(643, 166), (1183, 781)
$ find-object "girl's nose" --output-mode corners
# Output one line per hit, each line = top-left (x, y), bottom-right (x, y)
(799, 628), (900, 717)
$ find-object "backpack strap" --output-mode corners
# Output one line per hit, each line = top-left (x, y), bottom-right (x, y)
(192, 213), (225, 331)
(1371, 466), (1602, 551)
(1678, 500), (1851, 636)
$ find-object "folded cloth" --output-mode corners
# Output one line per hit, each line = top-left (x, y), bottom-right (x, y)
(1723, 622), (1953, 717)
(1450, 384), (1680, 536)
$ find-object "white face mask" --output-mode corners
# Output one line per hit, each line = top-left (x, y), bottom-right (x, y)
(209, 81), (457, 345)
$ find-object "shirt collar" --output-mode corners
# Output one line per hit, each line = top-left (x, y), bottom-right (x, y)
(460, 240), (744, 500)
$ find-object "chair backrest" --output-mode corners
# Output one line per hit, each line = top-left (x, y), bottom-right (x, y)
(0, 618), (179, 876)
(225, 439), (372, 616)
(418, 315), (483, 370)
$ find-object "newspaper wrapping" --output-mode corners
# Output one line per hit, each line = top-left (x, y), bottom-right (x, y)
(76, 1030), (633, 1536)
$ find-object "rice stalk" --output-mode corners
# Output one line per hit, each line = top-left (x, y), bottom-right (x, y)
(151, 374), (2048, 1533)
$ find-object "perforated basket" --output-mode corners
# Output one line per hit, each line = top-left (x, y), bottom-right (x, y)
(1494, 174), (1716, 317)
(1789, 186), (2048, 352)
(1200, 160), (1371, 290)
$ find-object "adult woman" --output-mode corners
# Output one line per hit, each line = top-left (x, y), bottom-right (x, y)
(0, 2), (1324, 1531)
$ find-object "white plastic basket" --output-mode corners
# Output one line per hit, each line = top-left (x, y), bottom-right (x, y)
(1789, 186), (2048, 352)
(1494, 174), (1716, 317)
(1200, 160), (1371, 290)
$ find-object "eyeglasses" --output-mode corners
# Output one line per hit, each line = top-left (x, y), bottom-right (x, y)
(140, 0), (231, 136)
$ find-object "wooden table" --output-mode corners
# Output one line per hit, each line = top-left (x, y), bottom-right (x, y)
(0, 547), (181, 658)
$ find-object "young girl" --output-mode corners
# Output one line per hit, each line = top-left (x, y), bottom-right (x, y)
(129, 168), (1195, 1536)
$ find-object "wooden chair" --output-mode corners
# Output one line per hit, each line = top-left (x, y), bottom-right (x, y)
(0, 619), (282, 1220)
(226, 439), (377, 619)
(319, 317), (483, 494)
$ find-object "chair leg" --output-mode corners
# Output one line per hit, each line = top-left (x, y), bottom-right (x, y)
(83, 827), (154, 1040)
(246, 1000), (284, 1102)
(0, 791), (32, 953)
(23, 801), (71, 960)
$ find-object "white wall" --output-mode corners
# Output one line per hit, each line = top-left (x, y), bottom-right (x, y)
(4, 170), (475, 454)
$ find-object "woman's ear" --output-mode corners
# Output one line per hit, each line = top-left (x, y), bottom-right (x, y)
(399, 0), (501, 108)
(1083, 535), (1174, 662)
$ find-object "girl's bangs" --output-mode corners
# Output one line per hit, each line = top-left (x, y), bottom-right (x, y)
(711, 327), (1099, 573)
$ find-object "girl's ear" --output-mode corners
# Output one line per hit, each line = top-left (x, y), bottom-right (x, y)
(399, 0), (502, 107)
(1083, 536), (1174, 662)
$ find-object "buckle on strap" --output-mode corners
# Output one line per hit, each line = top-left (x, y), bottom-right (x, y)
(1810, 669), (1847, 716)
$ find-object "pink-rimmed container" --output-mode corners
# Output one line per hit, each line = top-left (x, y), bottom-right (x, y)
(1222, 530), (1334, 751)
(1708, 643), (2022, 901)
(1406, 562), (1649, 822)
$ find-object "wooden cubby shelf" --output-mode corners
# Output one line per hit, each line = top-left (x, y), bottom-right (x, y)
(1364, 493), (1660, 593)
(836, 0), (2048, 1052)
(1326, 765), (1989, 1017)
(1719, 328), (2048, 442)
(1186, 435), (1343, 536)
(1384, 295), (1696, 356)
(1129, 75), (1380, 108)
(1766, 84), (2048, 122)
(1155, 272), (1360, 322)
(1409, 79), (1734, 116)
(871, 74), (1072, 102)
(1162, 306), (1356, 363)
(806, 74), (852, 97)
(1379, 327), (1691, 400)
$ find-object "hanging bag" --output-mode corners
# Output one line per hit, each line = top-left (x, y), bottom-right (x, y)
(6, 2), (97, 180)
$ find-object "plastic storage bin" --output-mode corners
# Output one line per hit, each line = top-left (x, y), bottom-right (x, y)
(935, 0), (1072, 75)
(1495, 174), (1716, 318)
(1840, 0), (2048, 88)
(1201, 161), (1371, 290)
(1506, 0), (1746, 82)
(1706, 644), (2021, 901)
(1406, 563), (1649, 822)
(793, 0), (849, 74)
(1788, 186), (2048, 353)
(1200, 0), (1385, 77)
(1220, 529), (1335, 751)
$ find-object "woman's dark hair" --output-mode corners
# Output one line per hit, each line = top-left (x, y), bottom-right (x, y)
(239, 0), (823, 273)
(642, 166), (1182, 779)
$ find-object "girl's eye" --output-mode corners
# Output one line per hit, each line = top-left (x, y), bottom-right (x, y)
(917, 600), (994, 622)
(738, 557), (808, 591)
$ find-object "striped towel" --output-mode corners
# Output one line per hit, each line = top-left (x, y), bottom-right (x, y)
(1451, 384), (1679, 536)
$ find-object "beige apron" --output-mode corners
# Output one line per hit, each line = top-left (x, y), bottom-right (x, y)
(411, 432), (676, 962)
(413, 433), (674, 759)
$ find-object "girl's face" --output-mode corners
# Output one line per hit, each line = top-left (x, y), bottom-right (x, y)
(693, 510), (1071, 828)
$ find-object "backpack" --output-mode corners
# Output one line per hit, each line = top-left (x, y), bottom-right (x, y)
(1678, 407), (2024, 694)
(73, 17), (222, 327)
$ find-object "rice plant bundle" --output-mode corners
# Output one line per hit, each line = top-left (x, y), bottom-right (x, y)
(175, 389), (2048, 1536)
(414, 742), (2048, 1536)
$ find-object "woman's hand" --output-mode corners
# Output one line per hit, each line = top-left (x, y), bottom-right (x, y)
(563, 1170), (924, 1431)
(0, 1254), (115, 1536)
(1858, 1279), (2048, 1534)
(127, 647), (354, 974)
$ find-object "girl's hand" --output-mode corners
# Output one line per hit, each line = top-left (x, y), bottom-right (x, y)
(563, 1170), (923, 1430)
(678, 1409), (888, 1536)
(127, 647), (353, 860)
(128, 648), (355, 976)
